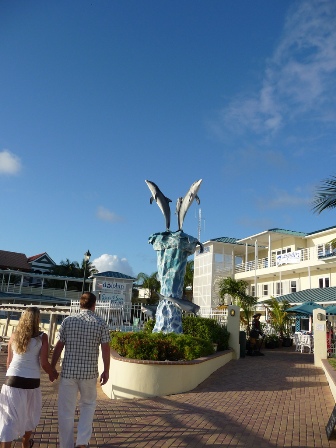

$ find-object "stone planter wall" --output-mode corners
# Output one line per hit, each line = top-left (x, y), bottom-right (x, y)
(99, 349), (234, 400)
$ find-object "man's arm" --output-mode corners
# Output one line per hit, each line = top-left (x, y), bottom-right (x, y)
(40, 333), (59, 381)
(99, 342), (110, 386)
(51, 340), (65, 369)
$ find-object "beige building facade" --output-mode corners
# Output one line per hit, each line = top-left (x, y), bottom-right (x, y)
(193, 226), (336, 312)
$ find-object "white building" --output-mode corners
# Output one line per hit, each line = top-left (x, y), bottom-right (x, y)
(193, 226), (336, 314)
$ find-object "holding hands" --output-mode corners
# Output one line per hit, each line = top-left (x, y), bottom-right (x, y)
(49, 368), (59, 382)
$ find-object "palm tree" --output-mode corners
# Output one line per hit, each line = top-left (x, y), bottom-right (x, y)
(313, 176), (336, 248)
(218, 277), (258, 333)
(264, 297), (291, 339)
(183, 260), (194, 298)
(136, 272), (160, 303)
(48, 259), (97, 291)
(218, 277), (248, 305)
(313, 176), (336, 214)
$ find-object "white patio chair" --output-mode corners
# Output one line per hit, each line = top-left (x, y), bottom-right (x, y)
(300, 334), (314, 353)
(294, 333), (302, 352)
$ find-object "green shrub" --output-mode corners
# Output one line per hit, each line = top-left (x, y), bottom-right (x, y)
(112, 316), (230, 361)
(110, 331), (214, 361)
(182, 316), (230, 351)
(143, 316), (230, 351)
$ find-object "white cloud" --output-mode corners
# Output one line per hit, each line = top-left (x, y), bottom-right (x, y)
(96, 206), (123, 223)
(0, 150), (22, 175)
(215, 0), (336, 136)
(92, 254), (135, 277)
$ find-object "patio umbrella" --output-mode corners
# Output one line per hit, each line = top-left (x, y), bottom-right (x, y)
(285, 301), (321, 316)
(325, 305), (336, 315)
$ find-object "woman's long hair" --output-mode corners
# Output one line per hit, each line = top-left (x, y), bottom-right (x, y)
(13, 307), (40, 354)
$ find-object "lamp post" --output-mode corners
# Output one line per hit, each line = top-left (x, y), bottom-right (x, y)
(82, 250), (91, 294)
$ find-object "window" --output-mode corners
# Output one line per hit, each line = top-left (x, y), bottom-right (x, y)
(272, 247), (292, 256)
(319, 277), (330, 288)
(263, 284), (268, 296)
(276, 282), (283, 295)
(251, 285), (255, 297)
(290, 281), (297, 293)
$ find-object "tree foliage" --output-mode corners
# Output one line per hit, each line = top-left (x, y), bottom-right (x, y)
(264, 297), (292, 338)
(47, 258), (97, 290)
(183, 259), (194, 297)
(136, 272), (160, 303)
(218, 277), (258, 333)
(313, 176), (336, 214)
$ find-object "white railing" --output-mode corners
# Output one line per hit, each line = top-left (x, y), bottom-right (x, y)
(235, 246), (317, 274)
(0, 284), (82, 300)
(69, 301), (228, 330)
(198, 307), (228, 326)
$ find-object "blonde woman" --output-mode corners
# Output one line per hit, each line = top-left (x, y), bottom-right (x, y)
(0, 307), (58, 448)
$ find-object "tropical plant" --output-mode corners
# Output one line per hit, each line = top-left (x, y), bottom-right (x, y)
(183, 259), (194, 297)
(136, 272), (160, 303)
(313, 176), (336, 214)
(47, 258), (97, 290)
(264, 297), (292, 338)
(218, 277), (258, 333)
(313, 176), (336, 248)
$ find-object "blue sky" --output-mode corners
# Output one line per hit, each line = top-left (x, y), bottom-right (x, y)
(1, 0), (336, 278)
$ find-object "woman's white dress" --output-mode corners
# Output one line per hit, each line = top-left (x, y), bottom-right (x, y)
(0, 334), (43, 442)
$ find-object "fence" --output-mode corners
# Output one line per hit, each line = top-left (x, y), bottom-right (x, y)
(70, 301), (228, 330)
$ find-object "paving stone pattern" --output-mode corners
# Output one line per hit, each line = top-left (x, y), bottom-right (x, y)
(1, 347), (336, 447)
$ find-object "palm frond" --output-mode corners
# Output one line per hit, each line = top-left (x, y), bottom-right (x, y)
(313, 176), (336, 214)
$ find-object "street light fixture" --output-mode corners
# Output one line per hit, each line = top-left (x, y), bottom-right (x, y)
(82, 250), (91, 294)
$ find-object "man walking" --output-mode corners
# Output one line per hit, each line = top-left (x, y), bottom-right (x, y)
(51, 292), (110, 448)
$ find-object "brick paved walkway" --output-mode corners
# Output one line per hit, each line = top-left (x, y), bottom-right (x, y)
(2, 347), (336, 447)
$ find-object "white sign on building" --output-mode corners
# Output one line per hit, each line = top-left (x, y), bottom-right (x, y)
(97, 281), (126, 305)
(276, 250), (301, 266)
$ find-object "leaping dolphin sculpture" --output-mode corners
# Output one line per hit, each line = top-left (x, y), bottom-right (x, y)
(176, 179), (202, 231)
(145, 180), (172, 231)
(156, 293), (200, 316)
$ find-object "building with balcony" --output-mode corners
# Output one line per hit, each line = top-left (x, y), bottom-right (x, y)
(193, 226), (336, 314)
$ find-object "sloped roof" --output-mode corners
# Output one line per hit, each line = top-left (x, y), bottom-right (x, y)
(307, 225), (336, 236)
(27, 252), (56, 266)
(210, 237), (241, 244)
(0, 250), (31, 271)
(27, 253), (46, 262)
(267, 228), (307, 237)
(274, 287), (336, 304)
(93, 271), (136, 280)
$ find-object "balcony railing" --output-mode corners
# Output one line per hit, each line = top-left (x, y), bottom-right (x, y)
(0, 284), (82, 300)
(235, 246), (318, 274)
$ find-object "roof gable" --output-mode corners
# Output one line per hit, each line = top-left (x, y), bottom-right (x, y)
(28, 253), (56, 266)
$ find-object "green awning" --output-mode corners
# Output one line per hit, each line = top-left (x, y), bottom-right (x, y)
(271, 287), (336, 304)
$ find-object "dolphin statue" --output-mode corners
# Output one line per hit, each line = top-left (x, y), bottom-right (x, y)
(141, 304), (158, 319)
(176, 179), (202, 230)
(156, 293), (200, 316)
(145, 180), (172, 231)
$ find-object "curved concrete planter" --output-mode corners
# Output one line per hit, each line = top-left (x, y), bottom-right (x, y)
(99, 349), (234, 400)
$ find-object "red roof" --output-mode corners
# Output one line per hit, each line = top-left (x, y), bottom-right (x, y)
(0, 250), (31, 271)
(27, 253), (46, 262)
